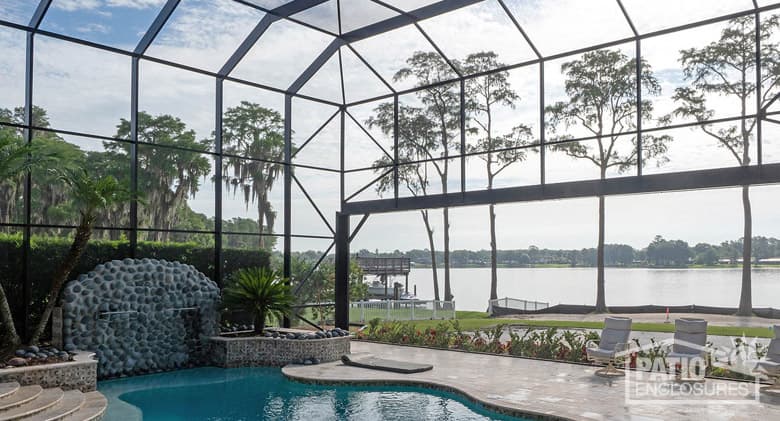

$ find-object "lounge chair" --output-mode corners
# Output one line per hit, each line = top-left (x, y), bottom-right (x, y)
(668, 318), (708, 381)
(754, 325), (780, 395)
(586, 317), (632, 377)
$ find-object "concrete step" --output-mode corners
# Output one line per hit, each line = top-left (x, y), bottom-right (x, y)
(60, 392), (106, 421)
(0, 384), (20, 401)
(20, 390), (85, 421)
(0, 386), (43, 412)
(0, 388), (63, 421)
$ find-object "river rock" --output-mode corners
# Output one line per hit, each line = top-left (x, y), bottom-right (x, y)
(8, 357), (27, 367)
(62, 258), (220, 379)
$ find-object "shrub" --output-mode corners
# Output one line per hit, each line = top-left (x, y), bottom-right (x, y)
(0, 233), (270, 339)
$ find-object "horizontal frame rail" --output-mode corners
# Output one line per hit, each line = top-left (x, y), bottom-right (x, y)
(342, 163), (780, 215)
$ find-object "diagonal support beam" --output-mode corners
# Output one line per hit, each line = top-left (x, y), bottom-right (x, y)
(135, 0), (180, 55)
(289, 39), (346, 93)
(29, 0), (52, 29)
(348, 213), (370, 242)
(287, 0), (484, 94)
(340, 0), (485, 43)
(220, 0), (329, 77)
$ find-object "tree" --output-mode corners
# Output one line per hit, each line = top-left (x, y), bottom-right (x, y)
(671, 15), (780, 315)
(646, 235), (691, 267)
(30, 169), (134, 344)
(221, 102), (286, 250)
(0, 112), (56, 352)
(115, 112), (211, 241)
(368, 103), (442, 301)
(694, 244), (719, 266)
(463, 51), (535, 300)
(221, 267), (293, 334)
(392, 51), (461, 301)
(0, 106), (69, 226)
(545, 49), (672, 312)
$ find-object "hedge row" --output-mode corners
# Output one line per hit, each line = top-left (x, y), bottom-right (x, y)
(0, 234), (270, 338)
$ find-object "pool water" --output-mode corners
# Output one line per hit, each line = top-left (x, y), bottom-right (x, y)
(98, 367), (528, 420)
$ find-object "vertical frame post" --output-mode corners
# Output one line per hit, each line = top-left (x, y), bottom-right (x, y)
(334, 212), (350, 329)
(214, 78), (224, 285)
(393, 95), (399, 204)
(756, 7), (763, 166)
(460, 79), (466, 195)
(636, 39), (643, 175)
(21, 31), (35, 341)
(130, 57), (140, 258)
(539, 61), (546, 185)
(283, 94), (293, 328)
(340, 107), (346, 204)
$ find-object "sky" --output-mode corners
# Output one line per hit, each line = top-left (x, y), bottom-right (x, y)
(1, 0), (779, 252)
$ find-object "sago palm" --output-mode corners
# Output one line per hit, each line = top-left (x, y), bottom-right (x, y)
(0, 134), (54, 351)
(29, 168), (134, 344)
(222, 267), (294, 334)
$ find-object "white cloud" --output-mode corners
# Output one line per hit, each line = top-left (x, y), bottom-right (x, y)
(76, 22), (110, 34)
(54, 0), (166, 12)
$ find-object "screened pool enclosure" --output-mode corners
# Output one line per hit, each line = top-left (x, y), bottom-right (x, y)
(2, 0), (780, 335)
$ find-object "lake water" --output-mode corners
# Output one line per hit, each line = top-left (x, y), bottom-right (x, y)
(403, 267), (780, 312)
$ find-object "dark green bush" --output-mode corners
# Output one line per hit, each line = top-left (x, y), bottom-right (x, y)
(0, 233), (270, 339)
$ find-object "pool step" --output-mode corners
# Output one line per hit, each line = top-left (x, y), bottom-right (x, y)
(0, 388), (63, 421)
(22, 390), (85, 421)
(0, 383), (106, 421)
(0, 386), (43, 412)
(0, 384), (19, 401)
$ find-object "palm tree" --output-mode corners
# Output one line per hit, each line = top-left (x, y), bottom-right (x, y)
(29, 169), (134, 344)
(221, 267), (294, 334)
(0, 132), (53, 351)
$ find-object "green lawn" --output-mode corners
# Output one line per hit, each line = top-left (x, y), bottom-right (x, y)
(390, 317), (774, 338)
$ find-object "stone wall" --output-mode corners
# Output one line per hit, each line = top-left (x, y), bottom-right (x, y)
(0, 352), (97, 392)
(210, 336), (350, 368)
(62, 258), (220, 378)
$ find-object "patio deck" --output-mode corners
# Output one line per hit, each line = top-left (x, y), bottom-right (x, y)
(282, 341), (780, 421)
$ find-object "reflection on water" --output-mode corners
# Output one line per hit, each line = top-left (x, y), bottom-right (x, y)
(405, 267), (780, 311)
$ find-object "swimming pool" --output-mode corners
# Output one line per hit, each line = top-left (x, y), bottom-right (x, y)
(98, 367), (529, 420)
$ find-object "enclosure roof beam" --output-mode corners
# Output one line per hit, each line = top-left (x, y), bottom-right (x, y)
(288, 38), (347, 93)
(220, 0), (330, 77)
(341, 163), (780, 215)
(135, 0), (180, 55)
(29, 0), (52, 29)
(340, 0), (485, 43)
(287, 0), (484, 94)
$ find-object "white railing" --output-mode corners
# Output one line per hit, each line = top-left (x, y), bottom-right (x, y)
(350, 300), (456, 323)
(488, 297), (549, 315)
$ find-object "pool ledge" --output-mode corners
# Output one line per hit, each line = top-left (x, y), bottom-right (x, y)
(282, 341), (780, 421)
(283, 364), (566, 420)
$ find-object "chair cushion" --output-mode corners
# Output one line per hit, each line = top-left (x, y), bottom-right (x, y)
(767, 338), (780, 362)
(673, 319), (707, 354)
(673, 332), (707, 354)
(604, 317), (632, 331)
(599, 317), (632, 350)
(675, 318), (707, 333)
(774, 325), (780, 339)
(756, 360), (780, 374)
(587, 347), (615, 360)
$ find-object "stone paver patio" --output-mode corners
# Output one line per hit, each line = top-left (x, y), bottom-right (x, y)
(282, 341), (780, 421)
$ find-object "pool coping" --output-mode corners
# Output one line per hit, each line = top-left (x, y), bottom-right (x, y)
(282, 361), (572, 421)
